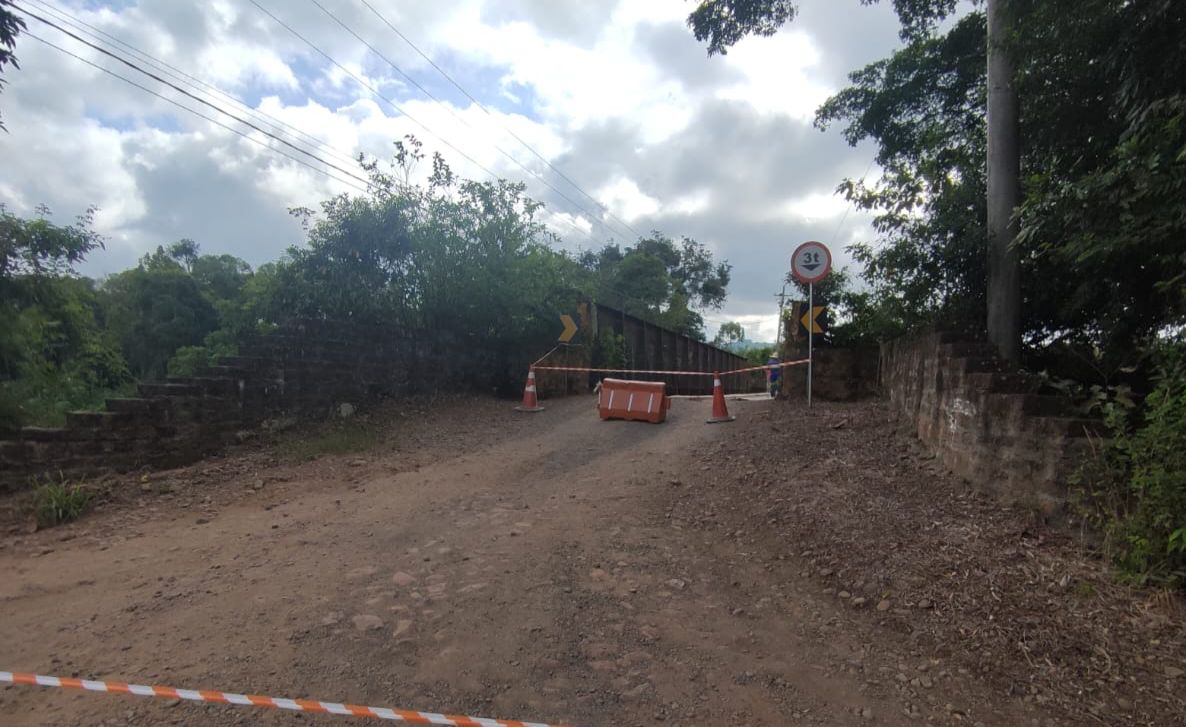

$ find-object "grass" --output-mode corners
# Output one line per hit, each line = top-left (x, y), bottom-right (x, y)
(31, 476), (95, 528)
(279, 422), (384, 461)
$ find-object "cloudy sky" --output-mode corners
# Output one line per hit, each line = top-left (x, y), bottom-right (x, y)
(0, 0), (903, 341)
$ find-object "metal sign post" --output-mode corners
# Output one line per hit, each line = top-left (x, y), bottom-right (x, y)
(790, 241), (832, 409)
(808, 281), (813, 407)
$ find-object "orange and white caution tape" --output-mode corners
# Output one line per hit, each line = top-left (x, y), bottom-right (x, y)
(531, 346), (560, 368)
(716, 358), (810, 376)
(0, 671), (572, 727)
(531, 358), (809, 378)
(533, 365), (715, 376)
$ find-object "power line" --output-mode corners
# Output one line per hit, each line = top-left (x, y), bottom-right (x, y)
(23, 31), (371, 195)
(307, 0), (639, 245)
(249, 2), (499, 187)
(247, 0), (616, 249)
(24, 0), (363, 171)
(17, 1), (617, 250)
(828, 155), (878, 247)
(354, 0), (647, 241)
(14, 3), (375, 190)
(29, 29), (678, 320)
(28, 0), (611, 249)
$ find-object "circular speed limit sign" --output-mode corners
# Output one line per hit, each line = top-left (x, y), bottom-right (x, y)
(791, 241), (832, 284)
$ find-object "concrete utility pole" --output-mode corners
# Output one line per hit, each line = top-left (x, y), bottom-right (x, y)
(986, 0), (1022, 366)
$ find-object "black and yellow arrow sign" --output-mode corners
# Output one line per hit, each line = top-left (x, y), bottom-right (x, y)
(800, 305), (826, 334)
(559, 314), (579, 342)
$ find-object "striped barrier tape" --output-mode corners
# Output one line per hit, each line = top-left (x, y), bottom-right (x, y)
(533, 366), (715, 376)
(0, 671), (571, 727)
(531, 345), (560, 368)
(531, 358), (810, 378)
(716, 358), (810, 376)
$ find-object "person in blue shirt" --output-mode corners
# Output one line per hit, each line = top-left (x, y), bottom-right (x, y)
(767, 354), (781, 398)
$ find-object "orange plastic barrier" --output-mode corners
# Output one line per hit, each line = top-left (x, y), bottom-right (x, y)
(597, 379), (670, 424)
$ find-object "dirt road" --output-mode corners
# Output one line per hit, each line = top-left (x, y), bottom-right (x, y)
(2, 395), (1183, 726)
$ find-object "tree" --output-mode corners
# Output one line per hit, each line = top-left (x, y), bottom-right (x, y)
(581, 232), (731, 339)
(275, 137), (592, 365)
(686, 0), (796, 56)
(814, 12), (989, 338)
(166, 239), (200, 272)
(714, 321), (746, 346)
(101, 258), (220, 379)
(1, 204), (104, 285)
(0, 0), (25, 130)
(687, 0), (1023, 359)
(0, 206), (129, 430)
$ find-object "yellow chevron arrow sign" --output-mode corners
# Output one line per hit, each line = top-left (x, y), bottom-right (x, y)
(558, 314), (579, 342)
(800, 305), (826, 334)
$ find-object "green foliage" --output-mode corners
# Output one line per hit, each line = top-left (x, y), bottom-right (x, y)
(686, 0), (797, 56)
(593, 332), (627, 370)
(714, 321), (745, 346)
(272, 139), (589, 358)
(280, 422), (383, 462)
(100, 263), (220, 379)
(0, 0), (25, 130)
(166, 343), (228, 378)
(99, 240), (255, 381)
(744, 345), (775, 367)
(580, 233), (730, 340)
(272, 138), (719, 354)
(0, 208), (131, 429)
(1075, 341), (1186, 587)
(1, 140), (720, 426)
(1, 205), (105, 283)
(815, 12), (989, 339)
(32, 476), (94, 528)
(810, 0), (1186, 364)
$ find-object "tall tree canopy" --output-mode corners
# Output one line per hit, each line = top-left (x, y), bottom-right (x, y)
(578, 233), (731, 340)
(689, 0), (1186, 376)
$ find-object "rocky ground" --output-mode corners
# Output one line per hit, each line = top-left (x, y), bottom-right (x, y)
(1, 394), (1182, 726)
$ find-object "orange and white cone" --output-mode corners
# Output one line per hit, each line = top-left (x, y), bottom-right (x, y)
(515, 368), (545, 412)
(706, 372), (735, 423)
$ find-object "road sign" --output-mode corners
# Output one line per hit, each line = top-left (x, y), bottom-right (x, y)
(800, 305), (826, 334)
(558, 314), (578, 342)
(791, 241), (832, 284)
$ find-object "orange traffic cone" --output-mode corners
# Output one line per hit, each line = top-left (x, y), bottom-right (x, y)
(706, 372), (735, 423)
(515, 368), (545, 412)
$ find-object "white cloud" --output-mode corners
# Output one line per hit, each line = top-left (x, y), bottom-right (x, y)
(715, 31), (832, 119)
(0, 0), (901, 326)
(775, 191), (854, 223)
(597, 177), (660, 223)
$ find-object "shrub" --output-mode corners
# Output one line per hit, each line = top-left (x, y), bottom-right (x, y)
(1076, 341), (1186, 587)
(280, 423), (382, 461)
(32, 477), (94, 528)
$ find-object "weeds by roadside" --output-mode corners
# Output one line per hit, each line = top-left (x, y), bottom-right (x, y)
(1073, 340), (1186, 589)
(31, 475), (95, 528)
(279, 421), (384, 461)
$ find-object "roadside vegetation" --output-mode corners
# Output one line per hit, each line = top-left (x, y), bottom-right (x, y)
(0, 137), (732, 434)
(691, 0), (1186, 586)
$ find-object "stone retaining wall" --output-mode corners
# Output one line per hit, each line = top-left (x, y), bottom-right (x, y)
(0, 319), (504, 491)
(880, 332), (1102, 500)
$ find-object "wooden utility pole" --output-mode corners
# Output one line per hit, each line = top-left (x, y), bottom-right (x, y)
(986, 0), (1022, 366)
